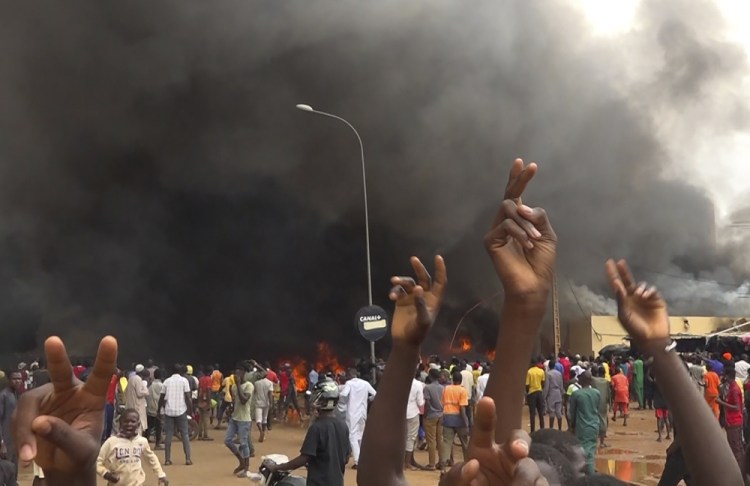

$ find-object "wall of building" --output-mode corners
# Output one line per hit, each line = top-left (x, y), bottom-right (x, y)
(567, 315), (743, 356)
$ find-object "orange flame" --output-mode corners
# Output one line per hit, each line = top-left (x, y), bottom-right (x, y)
(486, 350), (496, 361)
(315, 342), (347, 376)
(292, 361), (308, 393)
(281, 341), (349, 393)
(459, 337), (472, 352)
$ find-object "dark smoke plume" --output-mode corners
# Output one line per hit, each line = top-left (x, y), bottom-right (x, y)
(0, 0), (748, 364)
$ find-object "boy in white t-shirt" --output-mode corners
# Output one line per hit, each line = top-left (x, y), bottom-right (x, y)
(97, 409), (168, 486)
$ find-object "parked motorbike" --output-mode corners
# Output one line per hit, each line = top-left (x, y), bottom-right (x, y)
(159, 413), (199, 442)
(257, 455), (306, 486)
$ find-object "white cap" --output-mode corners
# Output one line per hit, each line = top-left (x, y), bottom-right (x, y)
(135, 364), (145, 373)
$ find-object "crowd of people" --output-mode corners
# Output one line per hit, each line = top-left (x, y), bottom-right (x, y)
(0, 159), (747, 485)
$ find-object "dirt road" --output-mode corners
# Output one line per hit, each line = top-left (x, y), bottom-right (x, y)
(18, 408), (672, 485)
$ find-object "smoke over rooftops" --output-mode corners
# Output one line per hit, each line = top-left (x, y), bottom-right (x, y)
(0, 0), (747, 362)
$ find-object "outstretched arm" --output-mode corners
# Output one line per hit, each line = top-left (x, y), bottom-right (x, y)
(357, 256), (447, 486)
(483, 159), (557, 443)
(606, 259), (743, 486)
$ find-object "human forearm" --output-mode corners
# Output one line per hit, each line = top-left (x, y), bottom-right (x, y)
(358, 343), (417, 486)
(276, 454), (309, 471)
(644, 340), (743, 485)
(486, 297), (548, 442)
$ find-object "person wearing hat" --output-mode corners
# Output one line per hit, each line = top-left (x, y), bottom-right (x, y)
(125, 364), (149, 434)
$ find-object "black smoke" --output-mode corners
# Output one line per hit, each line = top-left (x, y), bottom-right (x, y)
(0, 0), (748, 364)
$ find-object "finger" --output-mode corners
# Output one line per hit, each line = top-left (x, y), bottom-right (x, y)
(389, 285), (406, 301)
(635, 281), (648, 297)
(31, 416), (99, 465)
(516, 205), (554, 240)
(411, 256), (432, 291)
(45, 337), (75, 393)
(12, 388), (44, 463)
(616, 259), (637, 293)
(505, 160), (538, 202)
(83, 336), (118, 397)
(439, 460), (479, 486)
(511, 457), (548, 486)
(643, 285), (659, 299)
(390, 276), (417, 292)
(414, 286), (432, 327)
(503, 200), (542, 241)
(432, 255), (447, 295)
(605, 259), (627, 299)
(503, 429), (532, 462)
(469, 397), (496, 449)
(497, 219), (535, 250)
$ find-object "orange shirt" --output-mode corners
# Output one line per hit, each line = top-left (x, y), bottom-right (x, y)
(211, 370), (223, 392)
(442, 384), (469, 415)
(704, 371), (720, 398)
(611, 374), (629, 403)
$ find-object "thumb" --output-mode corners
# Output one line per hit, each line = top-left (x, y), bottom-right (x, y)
(31, 416), (98, 465)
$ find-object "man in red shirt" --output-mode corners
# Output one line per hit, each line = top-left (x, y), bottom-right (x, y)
(103, 373), (118, 442)
(198, 366), (214, 441)
(558, 352), (571, 386)
(718, 363), (743, 468)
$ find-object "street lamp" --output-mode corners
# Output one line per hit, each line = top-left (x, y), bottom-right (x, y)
(296, 104), (379, 380)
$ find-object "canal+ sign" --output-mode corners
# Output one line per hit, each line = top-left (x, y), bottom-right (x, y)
(355, 305), (389, 342)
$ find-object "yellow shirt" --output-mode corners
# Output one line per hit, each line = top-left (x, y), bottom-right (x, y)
(223, 375), (235, 402)
(603, 362), (611, 382)
(526, 367), (545, 394)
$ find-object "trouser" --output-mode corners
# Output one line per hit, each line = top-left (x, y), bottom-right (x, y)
(3, 443), (17, 485)
(225, 419), (252, 458)
(211, 391), (222, 417)
(658, 448), (692, 486)
(348, 416), (366, 464)
(217, 400), (231, 424)
(405, 416), (420, 452)
(527, 391), (544, 431)
(147, 414), (162, 444)
(441, 423), (468, 463)
(164, 413), (192, 462)
(199, 408), (210, 437)
(706, 396), (719, 420)
(636, 383), (644, 408)
(255, 407), (269, 429)
(113, 405), (125, 434)
(576, 432), (598, 475)
(424, 416), (444, 466)
(726, 424), (744, 470)
(103, 403), (114, 442)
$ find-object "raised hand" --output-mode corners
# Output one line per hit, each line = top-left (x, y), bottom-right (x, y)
(484, 160), (556, 300)
(389, 255), (447, 347)
(13, 336), (117, 483)
(504, 158), (538, 204)
(605, 259), (670, 344)
(439, 398), (549, 486)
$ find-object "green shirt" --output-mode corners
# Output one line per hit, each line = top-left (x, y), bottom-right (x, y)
(591, 377), (610, 415)
(570, 387), (600, 437)
(231, 381), (254, 422)
(634, 359), (644, 386)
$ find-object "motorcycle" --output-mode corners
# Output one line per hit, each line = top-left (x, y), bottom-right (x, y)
(257, 455), (306, 486)
(158, 412), (199, 442)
